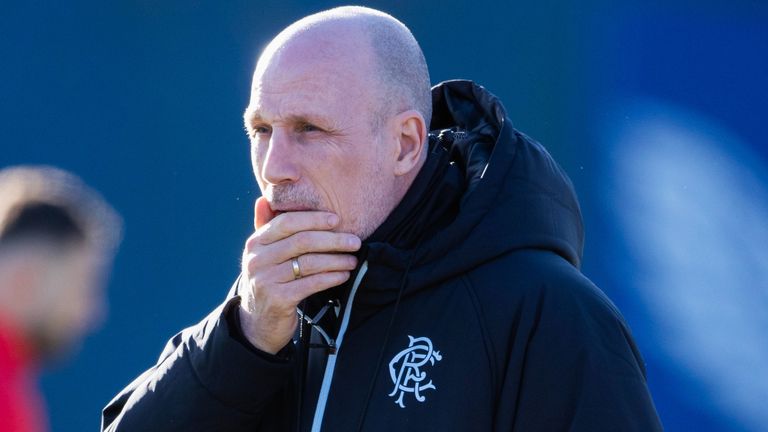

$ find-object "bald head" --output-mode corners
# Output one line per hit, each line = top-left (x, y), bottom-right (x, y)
(254, 6), (432, 129)
(245, 7), (432, 239)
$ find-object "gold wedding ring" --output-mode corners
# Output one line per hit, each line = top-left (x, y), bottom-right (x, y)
(291, 257), (302, 280)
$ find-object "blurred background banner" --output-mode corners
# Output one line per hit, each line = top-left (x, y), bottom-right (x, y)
(2, 1), (765, 431)
(577, 3), (768, 431)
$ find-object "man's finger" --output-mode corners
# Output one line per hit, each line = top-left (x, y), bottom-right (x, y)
(255, 196), (276, 230)
(258, 210), (341, 244)
(278, 253), (358, 282)
(283, 270), (353, 303)
(244, 230), (361, 270)
(270, 231), (361, 264)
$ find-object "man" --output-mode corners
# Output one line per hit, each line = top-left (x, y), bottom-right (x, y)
(0, 166), (121, 432)
(103, 6), (662, 431)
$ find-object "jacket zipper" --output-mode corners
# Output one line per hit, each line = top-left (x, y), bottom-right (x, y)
(310, 260), (368, 432)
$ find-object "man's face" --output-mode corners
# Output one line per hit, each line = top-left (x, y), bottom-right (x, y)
(244, 40), (397, 238)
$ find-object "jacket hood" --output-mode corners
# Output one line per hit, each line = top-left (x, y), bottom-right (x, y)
(357, 79), (584, 307)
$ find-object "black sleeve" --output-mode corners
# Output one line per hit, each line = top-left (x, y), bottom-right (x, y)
(498, 274), (663, 432)
(101, 294), (296, 432)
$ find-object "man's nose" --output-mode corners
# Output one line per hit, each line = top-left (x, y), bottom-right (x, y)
(261, 128), (300, 185)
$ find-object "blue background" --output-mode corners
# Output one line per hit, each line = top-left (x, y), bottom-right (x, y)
(2, 1), (766, 430)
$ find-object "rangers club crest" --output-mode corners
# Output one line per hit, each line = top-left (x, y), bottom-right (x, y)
(388, 335), (442, 408)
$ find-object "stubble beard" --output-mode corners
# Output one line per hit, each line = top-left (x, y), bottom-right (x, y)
(350, 159), (395, 241)
(266, 184), (323, 213)
(267, 179), (392, 241)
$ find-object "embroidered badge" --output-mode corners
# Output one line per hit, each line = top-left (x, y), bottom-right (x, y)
(388, 335), (442, 408)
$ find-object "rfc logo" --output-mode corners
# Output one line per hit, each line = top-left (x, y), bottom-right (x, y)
(388, 335), (442, 408)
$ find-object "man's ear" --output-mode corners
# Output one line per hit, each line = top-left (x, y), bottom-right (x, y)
(392, 110), (428, 176)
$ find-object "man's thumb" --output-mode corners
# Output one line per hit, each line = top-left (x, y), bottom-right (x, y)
(255, 196), (276, 230)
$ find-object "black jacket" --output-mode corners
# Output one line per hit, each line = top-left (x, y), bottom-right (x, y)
(102, 80), (662, 431)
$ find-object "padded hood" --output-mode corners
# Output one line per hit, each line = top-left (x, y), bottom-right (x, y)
(356, 79), (584, 307)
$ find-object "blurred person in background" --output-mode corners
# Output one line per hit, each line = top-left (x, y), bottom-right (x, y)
(0, 166), (121, 432)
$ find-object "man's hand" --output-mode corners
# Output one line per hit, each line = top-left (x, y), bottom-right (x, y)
(238, 197), (361, 354)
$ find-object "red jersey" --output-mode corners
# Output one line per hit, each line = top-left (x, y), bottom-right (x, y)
(0, 320), (46, 432)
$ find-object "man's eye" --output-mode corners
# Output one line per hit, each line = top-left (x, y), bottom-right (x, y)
(249, 126), (271, 137)
(299, 123), (321, 133)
